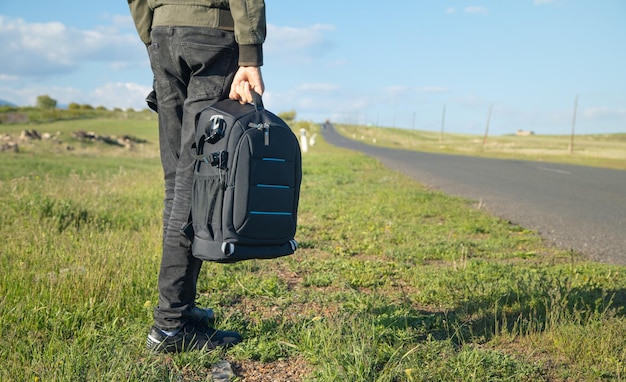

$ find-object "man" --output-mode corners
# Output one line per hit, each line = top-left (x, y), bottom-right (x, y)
(127, 0), (266, 353)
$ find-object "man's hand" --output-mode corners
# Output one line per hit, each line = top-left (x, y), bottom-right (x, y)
(229, 66), (265, 104)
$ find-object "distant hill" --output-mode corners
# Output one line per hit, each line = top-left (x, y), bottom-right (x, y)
(0, 99), (17, 107)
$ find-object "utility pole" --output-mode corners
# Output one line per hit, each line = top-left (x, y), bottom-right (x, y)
(569, 95), (579, 154)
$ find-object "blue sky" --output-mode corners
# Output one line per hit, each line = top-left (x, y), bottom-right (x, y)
(1, 1), (624, 135)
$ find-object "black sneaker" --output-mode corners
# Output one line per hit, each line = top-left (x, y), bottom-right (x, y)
(189, 307), (216, 327)
(146, 322), (242, 353)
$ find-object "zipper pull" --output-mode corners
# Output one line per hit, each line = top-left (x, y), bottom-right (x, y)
(248, 122), (271, 146)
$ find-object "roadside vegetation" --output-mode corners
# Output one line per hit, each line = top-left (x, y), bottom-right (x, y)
(1, 113), (624, 381)
(335, 124), (626, 170)
(0, 95), (154, 125)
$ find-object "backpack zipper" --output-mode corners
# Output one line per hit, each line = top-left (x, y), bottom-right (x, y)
(248, 122), (271, 146)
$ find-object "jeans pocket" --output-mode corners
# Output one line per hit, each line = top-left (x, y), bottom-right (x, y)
(182, 42), (235, 100)
(148, 42), (171, 95)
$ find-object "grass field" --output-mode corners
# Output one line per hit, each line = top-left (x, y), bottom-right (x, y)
(1, 118), (625, 381)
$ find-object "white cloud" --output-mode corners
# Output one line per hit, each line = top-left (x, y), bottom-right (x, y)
(0, 74), (18, 81)
(445, 7), (457, 14)
(464, 6), (489, 14)
(380, 86), (409, 105)
(265, 23), (335, 63)
(385, 85), (411, 96)
(107, 14), (136, 29)
(0, 16), (144, 77)
(89, 82), (151, 110)
(582, 107), (626, 121)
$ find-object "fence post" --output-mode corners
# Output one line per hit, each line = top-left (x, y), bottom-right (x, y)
(569, 95), (579, 154)
(440, 105), (446, 142)
(483, 104), (493, 148)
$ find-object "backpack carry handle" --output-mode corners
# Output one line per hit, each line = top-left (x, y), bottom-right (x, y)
(252, 91), (264, 112)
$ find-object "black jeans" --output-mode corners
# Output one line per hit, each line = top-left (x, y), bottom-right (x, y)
(148, 26), (238, 331)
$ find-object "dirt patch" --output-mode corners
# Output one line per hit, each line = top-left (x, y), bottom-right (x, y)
(231, 357), (313, 381)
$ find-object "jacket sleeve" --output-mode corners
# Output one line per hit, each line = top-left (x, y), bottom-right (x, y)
(228, 0), (266, 66)
(128, 0), (153, 45)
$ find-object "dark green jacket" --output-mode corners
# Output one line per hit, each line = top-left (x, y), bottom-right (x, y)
(128, 0), (265, 66)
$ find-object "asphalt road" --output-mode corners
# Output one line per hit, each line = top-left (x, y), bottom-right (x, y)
(321, 124), (626, 266)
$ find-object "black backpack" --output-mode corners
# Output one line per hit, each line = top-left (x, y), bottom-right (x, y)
(183, 93), (302, 262)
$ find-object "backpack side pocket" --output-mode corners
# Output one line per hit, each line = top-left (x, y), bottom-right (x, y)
(192, 174), (224, 243)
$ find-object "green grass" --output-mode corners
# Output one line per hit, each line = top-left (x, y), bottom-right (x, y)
(1, 119), (625, 381)
(335, 124), (626, 170)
